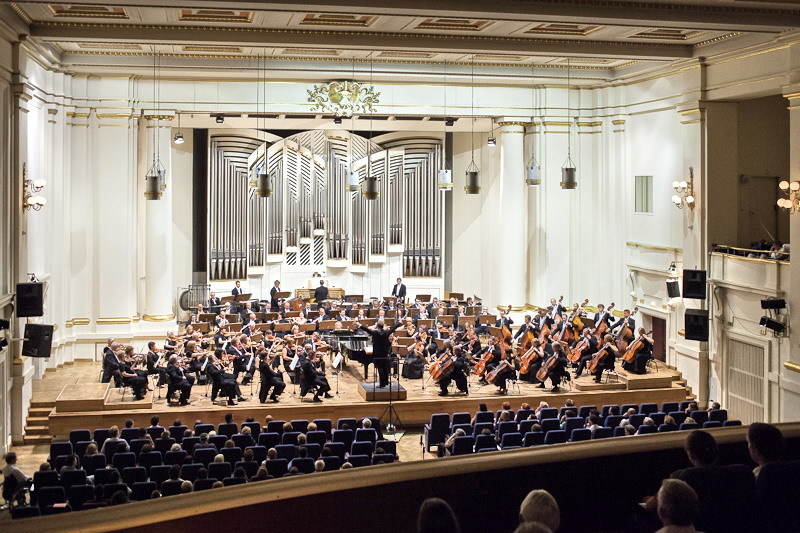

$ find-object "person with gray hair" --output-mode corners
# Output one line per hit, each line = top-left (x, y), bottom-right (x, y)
(519, 489), (560, 532)
(166, 354), (193, 405)
(102, 337), (122, 386)
(656, 479), (698, 532)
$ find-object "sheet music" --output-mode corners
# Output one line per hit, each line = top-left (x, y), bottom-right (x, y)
(333, 353), (343, 368)
(289, 354), (300, 370)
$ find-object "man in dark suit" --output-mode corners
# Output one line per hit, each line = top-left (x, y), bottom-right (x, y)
(300, 350), (332, 402)
(119, 358), (147, 400)
(610, 309), (636, 335)
(232, 281), (243, 296)
(207, 351), (245, 405)
(258, 352), (285, 403)
(574, 328), (599, 378)
(594, 304), (612, 329)
(269, 280), (281, 311)
(166, 355), (193, 405)
(391, 277), (407, 302)
(513, 315), (535, 342)
(102, 338), (122, 386)
(357, 319), (402, 388)
(496, 308), (514, 329)
(208, 292), (221, 308)
(314, 280), (328, 303)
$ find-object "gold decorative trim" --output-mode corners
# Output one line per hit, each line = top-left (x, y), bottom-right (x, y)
(626, 241), (682, 254)
(678, 108), (702, 115)
(416, 18), (493, 32)
(72, 318), (90, 326)
(47, 108), (58, 115)
(97, 317), (132, 325)
(300, 14), (377, 28)
(577, 121), (602, 127)
(66, 112), (90, 118)
(785, 361), (800, 374)
(48, 4), (128, 19)
(142, 313), (176, 322)
(542, 121), (572, 127)
(711, 252), (788, 266)
(612, 119), (626, 125)
(96, 112), (134, 119)
(678, 329), (686, 337)
(525, 23), (603, 37)
(694, 32), (742, 48)
(681, 119), (702, 125)
(143, 114), (174, 121)
(498, 121), (528, 127)
(65, 320), (73, 328)
(178, 9), (253, 23)
(9, 3), (33, 24)
(630, 29), (705, 41)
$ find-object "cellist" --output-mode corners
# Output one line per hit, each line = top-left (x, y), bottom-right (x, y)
(574, 328), (600, 378)
(513, 315), (535, 342)
(622, 328), (654, 375)
(610, 309), (636, 336)
(591, 334), (620, 383)
(536, 341), (569, 392)
(519, 338), (544, 383)
(437, 343), (469, 397)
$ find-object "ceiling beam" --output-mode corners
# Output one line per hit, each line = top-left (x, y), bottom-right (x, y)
(30, 22), (693, 60)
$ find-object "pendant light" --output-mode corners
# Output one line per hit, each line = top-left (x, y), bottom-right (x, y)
(362, 57), (378, 200)
(255, 52), (272, 198)
(525, 63), (541, 186)
(438, 61), (452, 190)
(560, 58), (577, 190)
(465, 56), (480, 194)
(173, 113), (184, 144)
(145, 50), (166, 200)
(347, 55), (360, 192)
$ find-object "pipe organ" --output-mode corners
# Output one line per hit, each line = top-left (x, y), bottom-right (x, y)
(208, 130), (444, 280)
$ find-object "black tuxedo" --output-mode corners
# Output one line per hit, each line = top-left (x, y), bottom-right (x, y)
(102, 347), (122, 386)
(391, 283), (407, 301)
(611, 316), (636, 334)
(232, 286), (243, 296)
(314, 285), (329, 302)
(300, 358), (330, 398)
(575, 336), (600, 377)
(166, 362), (193, 404)
(259, 360), (286, 402)
(270, 286), (280, 311)
(146, 350), (168, 386)
(358, 322), (401, 387)
(513, 322), (535, 341)
(206, 363), (241, 403)
(496, 316), (514, 329)
(594, 310), (611, 325)
(209, 297), (221, 308)
(120, 362), (147, 399)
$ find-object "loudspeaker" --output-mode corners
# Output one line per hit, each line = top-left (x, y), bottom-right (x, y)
(760, 298), (786, 310)
(684, 309), (709, 342)
(22, 323), (53, 358)
(666, 279), (681, 298)
(16, 282), (44, 317)
(683, 270), (707, 300)
(759, 316), (785, 334)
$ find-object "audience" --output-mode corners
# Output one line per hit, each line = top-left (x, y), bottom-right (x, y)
(417, 497), (461, 533)
(655, 479), (699, 533)
(519, 489), (560, 532)
(747, 422), (784, 477)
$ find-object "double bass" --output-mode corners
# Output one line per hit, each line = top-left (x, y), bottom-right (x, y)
(623, 329), (652, 364)
(429, 350), (454, 382)
(615, 306), (638, 353)
(568, 299), (589, 330)
(594, 302), (615, 339)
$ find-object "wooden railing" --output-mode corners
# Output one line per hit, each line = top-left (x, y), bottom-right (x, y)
(712, 244), (789, 262)
(12, 423), (800, 533)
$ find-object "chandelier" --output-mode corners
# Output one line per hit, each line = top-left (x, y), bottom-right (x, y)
(307, 80), (380, 117)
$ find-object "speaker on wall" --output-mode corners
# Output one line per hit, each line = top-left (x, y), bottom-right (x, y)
(683, 270), (707, 300)
(684, 309), (709, 342)
(666, 279), (681, 298)
(22, 323), (53, 358)
(16, 282), (44, 317)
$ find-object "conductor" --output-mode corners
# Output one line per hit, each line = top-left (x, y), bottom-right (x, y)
(356, 319), (402, 388)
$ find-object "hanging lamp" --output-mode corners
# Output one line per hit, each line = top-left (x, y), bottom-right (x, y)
(362, 58), (379, 200)
(525, 63), (541, 186)
(255, 53), (272, 198)
(464, 56), (480, 194)
(438, 61), (453, 190)
(560, 58), (577, 190)
(145, 50), (166, 200)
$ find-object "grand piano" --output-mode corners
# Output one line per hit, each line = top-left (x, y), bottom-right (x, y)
(325, 330), (374, 379)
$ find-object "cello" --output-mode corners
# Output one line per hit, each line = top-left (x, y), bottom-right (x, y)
(486, 359), (512, 384)
(594, 302), (615, 339)
(623, 329), (652, 364)
(536, 342), (564, 383)
(586, 338), (615, 374)
(518, 341), (542, 375)
(471, 340), (495, 376)
(615, 306), (638, 353)
(429, 350), (454, 382)
(568, 335), (590, 363)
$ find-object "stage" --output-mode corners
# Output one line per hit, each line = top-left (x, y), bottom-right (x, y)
(40, 360), (689, 439)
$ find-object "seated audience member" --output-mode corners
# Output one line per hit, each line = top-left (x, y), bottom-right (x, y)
(656, 479), (699, 533)
(707, 401), (721, 411)
(100, 425), (130, 454)
(444, 428), (466, 454)
(513, 523), (553, 533)
(110, 490), (129, 505)
(417, 497), (461, 533)
(747, 422), (784, 478)
(679, 430), (718, 470)
(519, 489), (560, 532)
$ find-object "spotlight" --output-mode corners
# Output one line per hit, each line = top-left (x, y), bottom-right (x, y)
(445, 118), (454, 127)
(173, 132), (185, 145)
(487, 136), (496, 147)
(215, 115), (224, 124)
(0, 338), (7, 350)
(760, 315), (785, 334)
(333, 117), (343, 125)
(0, 319), (9, 330)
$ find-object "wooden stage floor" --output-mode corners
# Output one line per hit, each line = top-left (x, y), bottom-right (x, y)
(45, 360), (688, 438)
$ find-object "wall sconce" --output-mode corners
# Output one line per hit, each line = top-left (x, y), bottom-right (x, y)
(672, 167), (695, 209)
(777, 180), (800, 213)
(22, 163), (47, 211)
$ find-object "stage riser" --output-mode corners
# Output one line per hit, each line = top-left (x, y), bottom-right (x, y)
(48, 386), (685, 439)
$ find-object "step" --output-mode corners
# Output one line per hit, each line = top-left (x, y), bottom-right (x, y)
(23, 434), (52, 445)
(25, 425), (52, 436)
(29, 407), (53, 417)
(30, 400), (56, 409)
(26, 416), (50, 426)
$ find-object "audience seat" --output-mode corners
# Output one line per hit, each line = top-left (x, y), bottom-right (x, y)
(312, 419), (333, 440)
(160, 479), (182, 497)
(676, 464), (755, 533)
(500, 433), (522, 449)
(347, 455), (371, 468)
(67, 484), (94, 511)
(138, 451), (163, 470)
(207, 462), (232, 480)
(82, 454), (106, 477)
(578, 406), (596, 419)
(217, 423), (238, 438)
(194, 423), (214, 436)
(424, 414), (449, 452)
(540, 419), (560, 433)
(264, 459), (288, 478)
(93, 468), (119, 486)
(221, 447), (243, 464)
(564, 417), (584, 434)
(754, 460), (800, 532)
(154, 437), (176, 455)
(474, 411), (494, 424)
(661, 402), (679, 414)
(326, 442), (346, 461)
(223, 477), (247, 486)
(570, 428), (592, 442)
(69, 430), (91, 445)
(544, 430), (567, 445)
(235, 460), (259, 479)
(241, 421), (261, 435)
(192, 448), (217, 466)
(320, 455), (342, 471)
(351, 441), (374, 457)
(181, 436), (200, 452)
(306, 430), (328, 447)
(131, 481), (157, 501)
(60, 469), (87, 490)
(112, 452), (136, 471)
(266, 420), (286, 434)
(474, 434), (496, 452)
(538, 408), (558, 421)
(246, 445), (267, 464)
(102, 483), (128, 500)
(258, 432), (281, 450)
(450, 436), (474, 456)
(451, 412), (471, 427)
(164, 450), (187, 466)
(519, 420), (537, 435)
(592, 427), (612, 439)
(147, 465), (172, 487)
(472, 422), (494, 437)
(523, 432), (544, 447)
(169, 425), (189, 442)
(179, 463), (203, 482)
(372, 453), (395, 464)
(120, 427), (140, 442)
(275, 444), (297, 462)
(639, 403), (658, 415)
(601, 405), (618, 418)
(121, 466), (147, 486)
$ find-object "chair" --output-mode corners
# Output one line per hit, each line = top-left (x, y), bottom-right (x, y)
(523, 432), (545, 447)
(148, 464), (172, 486)
(81, 454), (106, 476)
(168, 425), (189, 442)
(356, 428), (378, 445)
(41, 504), (72, 515)
(289, 457), (315, 474)
(207, 461), (232, 480)
(160, 479), (183, 496)
(241, 421), (261, 436)
(680, 422), (699, 431)
(679, 400), (694, 411)
(164, 450), (187, 466)
(347, 455), (371, 468)
(629, 414), (646, 428)
(306, 430), (328, 447)
(320, 456), (342, 471)
(326, 442), (346, 461)
(138, 450), (163, 470)
(264, 459), (288, 478)
(11, 506), (42, 519)
(639, 403), (658, 415)
(101, 440), (125, 463)
(146, 426), (165, 440)
(194, 423), (214, 436)
(112, 452), (136, 471)
(179, 463), (203, 482)
(221, 447), (243, 464)
(570, 428), (592, 442)
(613, 426), (627, 437)
(92, 467), (119, 486)
(540, 418), (560, 433)
(677, 464), (755, 533)
(267, 420), (286, 434)
(246, 446), (267, 464)
(282, 431), (301, 445)
(604, 415), (624, 428)
(217, 423), (238, 438)
(301, 443), (320, 460)
(258, 432), (281, 449)
(450, 436), (475, 456)
(500, 433), (522, 449)
(312, 419), (333, 440)
(337, 417), (359, 431)
(103, 481), (130, 500)
(210, 435), (228, 450)
(223, 477), (247, 486)
(620, 403), (639, 414)
(474, 411), (494, 424)
(690, 410), (709, 425)
(472, 422), (495, 438)
(660, 401), (679, 414)
(181, 436), (200, 453)
(67, 484), (94, 510)
(755, 460), (800, 532)
(592, 427), (612, 439)
(668, 411), (688, 425)
(601, 405), (619, 418)
(333, 429), (355, 451)
(74, 440), (95, 458)
(497, 421), (519, 440)
(637, 425), (657, 435)
(275, 444), (297, 462)
(235, 461), (259, 478)
(290, 419), (309, 434)
(33, 470), (61, 492)
(121, 466), (147, 486)
(69, 430), (91, 445)
(154, 437), (176, 455)
(131, 481), (157, 501)
(517, 409), (535, 422)
(372, 453), (395, 464)
(658, 424), (678, 432)
(129, 438), (150, 457)
(723, 420), (742, 427)
(578, 406), (596, 419)
(648, 412), (666, 426)
(232, 434), (255, 449)
(93, 429), (110, 449)
(53, 455), (72, 472)
(544, 430), (567, 445)
(120, 427), (140, 442)
(350, 441), (374, 457)
(538, 408), (558, 421)
(474, 434), (496, 452)
(192, 447), (218, 466)
(60, 469), (87, 490)
(424, 414), (450, 452)
(519, 420), (537, 435)
(564, 417), (584, 434)
(49, 442), (73, 463)
(37, 486), (66, 511)
(451, 412), (471, 427)
(193, 478), (217, 491)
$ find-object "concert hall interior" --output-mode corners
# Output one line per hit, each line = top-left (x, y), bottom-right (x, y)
(2, 1), (800, 532)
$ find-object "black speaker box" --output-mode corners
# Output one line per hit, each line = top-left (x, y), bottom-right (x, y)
(666, 279), (681, 298)
(684, 309), (709, 342)
(683, 270), (707, 300)
(16, 282), (44, 317)
(759, 316), (785, 333)
(760, 299), (786, 310)
(22, 323), (53, 358)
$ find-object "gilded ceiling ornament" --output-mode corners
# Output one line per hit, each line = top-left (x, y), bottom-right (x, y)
(307, 81), (380, 117)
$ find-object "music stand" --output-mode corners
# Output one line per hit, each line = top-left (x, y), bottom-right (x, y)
(377, 356), (404, 437)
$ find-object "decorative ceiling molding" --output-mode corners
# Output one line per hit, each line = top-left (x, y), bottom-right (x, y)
(183, 45), (243, 53)
(283, 47), (342, 56)
(300, 13), (377, 27)
(178, 9), (254, 23)
(630, 28), (706, 41)
(525, 23), (603, 36)
(47, 4), (128, 19)
(415, 18), (493, 31)
(472, 53), (525, 61)
(377, 51), (436, 59)
(78, 42), (142, 50)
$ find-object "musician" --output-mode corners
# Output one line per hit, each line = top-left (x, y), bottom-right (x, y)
(242, 313), (259, 337)
(270, 280), (281, 311)
(610, 309), (636, 335)
(622, 328), (654, 375)
(519, 338), (544, 383)
(496, 308), (514, 329)
(513, 315), (535, 342)
(594, 304), (612, 328)
(463, 328), (482, 355)
(592, 334), (620, 383)
(209, 292), (221, 308)
(475, 336), (502, 385)
(146, 341), (168, 386)
(453, 306), (467, 332)
(437, 343), (468, 396)
(391, 277), (407, 302)
(232, 280), (243, 297)
(214, 327), (231, 350)
(164, 332), (179, 354)
(214, 310), (229, 330)
(102, 338), (123, 387)
(354, 309), (368, 322)
(357, 319), (402, 388)
(190, 303), (205, 323)
(429, 321), (450, 340)
(548, 298), (566, 321)
(426, 297), (440, 316)
(486, 341), (515, 395)
(119, 350), (148, 400)
(258, 350), (285, 403)
(235, 336), (258, 386)
(300, 348), (332, 402)
(574, 328), (600, 378)
(312, 307), (329, 324)
(539, 342), (569, 392)
(475, 306), (491, 335)
(335, 308), (350, 323)
(239, 302), (255, 323)
(167, 354), (193, 405)
(416, 309), (430, 322)
(226, 337), (247, 379)
(207, 350), (245, 405)
(550, 315), (575, 343)
(314, 280), (329, 304)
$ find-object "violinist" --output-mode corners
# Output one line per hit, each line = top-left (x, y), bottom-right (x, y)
(463, 328), (482, 356)
(146, 341), (168, 386)
(214, 310), (229, 330)
(258, 349), (286, 403)
(513, 315), (535, 342)
(236, 335), (258, 386)
(592, 334), (620, 383)
(190, 303), (205, 323)
(164, 332), (179, 354)
(214, 327), (231, 350)
(120, 347), (148, 400)
(300, 348), (333, 402)
(207, 349), (246, 405)
(622, 328), (654, 375)
(226, 337), (247, 381)
(437, 343), (468, 397)
(166, 354), (193, 405)
(242, 313), (259, 337)
(401, 331), (426, 379)
(574, 328), (599, 378)
(610, 309), (636, 335)
(101, 338), (123, 387)
(404, 319), (417, 338)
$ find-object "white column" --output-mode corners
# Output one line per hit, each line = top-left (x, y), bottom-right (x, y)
(142, 113), (175, 322)
(496, 119), (527, 307)
(782, 88), (800, 415)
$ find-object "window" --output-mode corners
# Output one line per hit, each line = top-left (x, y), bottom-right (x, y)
(635, 175), (653, 214)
